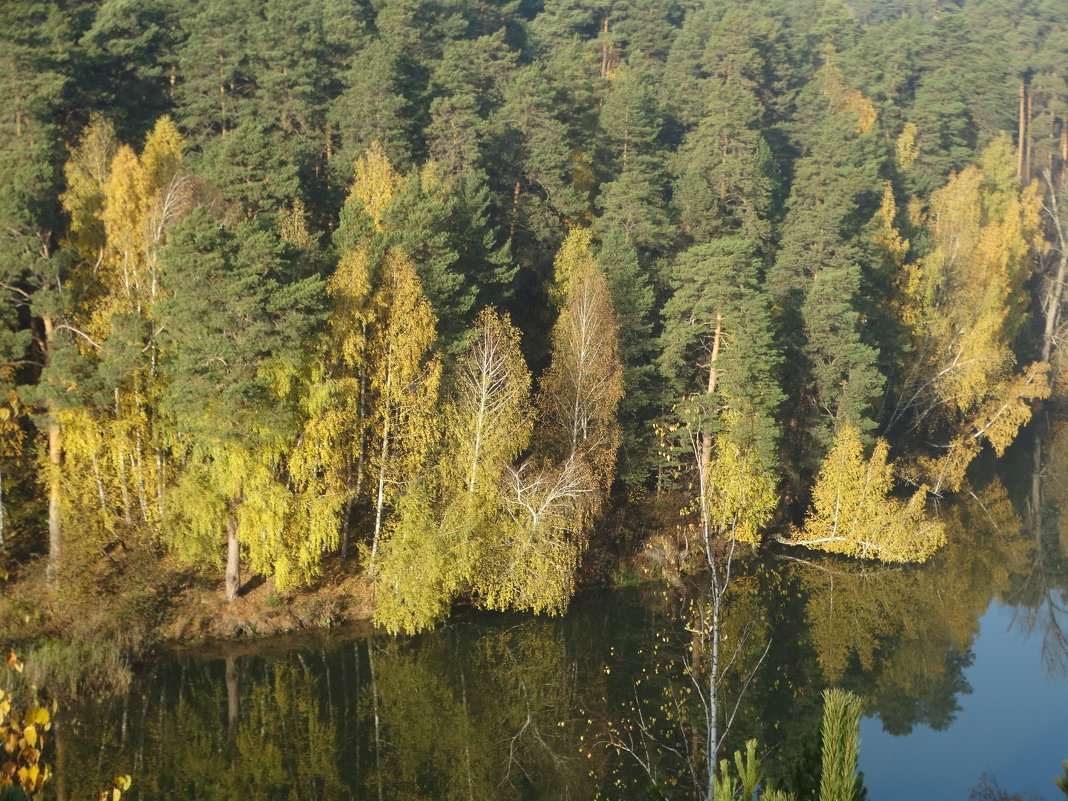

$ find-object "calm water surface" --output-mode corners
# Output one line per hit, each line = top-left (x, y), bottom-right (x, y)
(50, 434), (1068, 800)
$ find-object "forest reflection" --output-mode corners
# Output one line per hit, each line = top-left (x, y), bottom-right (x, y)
(50, 434), (1068, 801)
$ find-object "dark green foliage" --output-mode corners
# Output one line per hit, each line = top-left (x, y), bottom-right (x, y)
(157, 207), (325, 437)
(596, 227), (657, 488)
(768, 58), (887, 453)
(660, 237), (783, 466)
(75, 0), (180, 142)
(672, 77), (777, 251)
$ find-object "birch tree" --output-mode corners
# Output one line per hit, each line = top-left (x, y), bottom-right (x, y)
(537, 230), (624, 500)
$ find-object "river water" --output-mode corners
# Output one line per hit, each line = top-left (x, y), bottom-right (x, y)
(48, 432), (1068, 801)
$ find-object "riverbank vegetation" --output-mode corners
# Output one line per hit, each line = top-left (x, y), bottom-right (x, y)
(3, 0), (1068, 672)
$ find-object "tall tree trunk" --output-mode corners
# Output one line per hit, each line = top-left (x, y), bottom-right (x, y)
(42, 316), (62, 584)
(225, 510), (240, 602)
(1018, 80), (1028, 179)
(1042, 169), (1068, 365)
(509, 180), (521, 240)
(1026, 90), (1034, 181)
(370, 355), (393, 573)
(699, 314), (724, 483)
(368, 641), (384, 801)
(53, 718), (68, 801)
(343, 374), (369, 560)
(1060, 114), (1068, 179)
(47, 421), (62, 582)
(226, 655), (240, 731)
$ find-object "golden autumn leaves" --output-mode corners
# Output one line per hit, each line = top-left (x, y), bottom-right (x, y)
(1, 653), (52, 798)
(370, 225), (624, 633)
(0, 657), (131, 801)
(779, 135), (1053, 564)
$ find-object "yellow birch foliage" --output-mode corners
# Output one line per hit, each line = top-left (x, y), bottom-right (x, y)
(366, 250), (442, 507)
(893, 136), (1048, 487)
(285, 370), (350, 568)
(328, 245), (374, 370)
(100, 144), (151, 317)
(140, 116), (183, 195)
(802, 478), (1025, 687)
(916, 361), (1051, 493)
(546, 227), (594, 309)
(166, 433), (321, 591)
(61, 113), (117, 261)
(368, 252), (443, 616)
(0, 677), (53, 798)
(54, 117), (187, 551)
(284, 246), (376, 562)
(900, 136), (1043, 417)
(873, 182), (909, 277)
(819, 58), (877, 134)
(278, 198), (316, 249)
(895, 122), (919, 170)
(349, 141), (404, 231)
(538, 243), (624, 500)
(445, 307), (533, 501)
(374, 309), (536, 633)
(57, 399), (165, 552)
(371, 485), (456, 634)
(701, 424), (778, 547)
(474, 458), (594, 615)
(789, 424), (946, 563)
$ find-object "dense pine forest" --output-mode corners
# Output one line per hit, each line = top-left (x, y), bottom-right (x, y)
(2, 0), (1068, 645)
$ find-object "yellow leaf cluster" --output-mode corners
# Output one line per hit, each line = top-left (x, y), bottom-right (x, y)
(349, 141), (403, 231)
(801, 477), (1024, 688)
(277, 197), (316, 249)
(165, 434), (316, 590)
(62, 115), (188, 337)
(920, 361), (1052, 493)
(0, 669), (53, 798)
(547, 227), (594, 309)
(895, 122), (919, 169)
(701, 427), (777, 547)
(894, 137), (1048, 483)
(61, 113), (117, 261)
(788, 424), (946, 563)
(445, 307), (533, 501)
(366, 250), (443, 509)
(371, 485), (455, 634)
(538, 246), (624, 499)
(474, 459), (593, 616)
(97, 774), (132, 801)
(819, 60), (877, 134)
(57, 392), (166, 552)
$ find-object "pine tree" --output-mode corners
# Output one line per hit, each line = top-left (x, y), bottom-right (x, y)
(158, 207), (325, 601)
(660, 237), (783, 472)
(0, 0), (75, 577)
(598, 55), (662, 177)
(768, 56), (887, 454)
(672, 77), (776, 252)
(659, 237), (783, 548)
(595, 226), (657, 489)
(329, 40), (416, 181)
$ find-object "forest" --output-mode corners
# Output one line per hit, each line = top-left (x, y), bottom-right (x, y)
(1, 0), (1068, 645)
